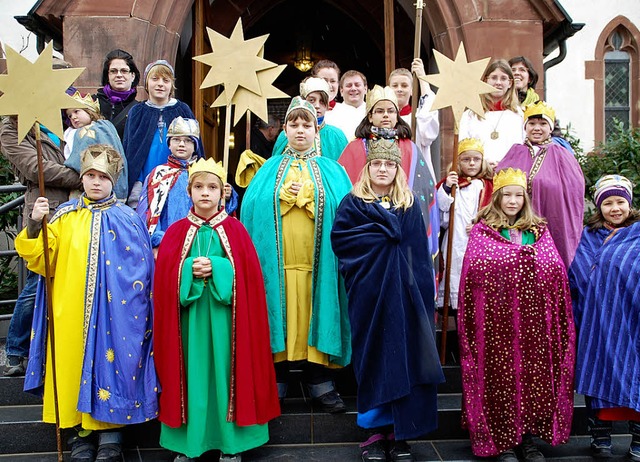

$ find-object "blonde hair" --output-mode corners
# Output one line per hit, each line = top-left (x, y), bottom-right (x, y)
(187, 171), (223, 193)
(352, 163), (414, 210)
(388, 68), (412, 83)
(480, 59), (519, 113)
(476, 186), (545, 231)
(146, 64), (176, 97)
(446, 153), (493, 180)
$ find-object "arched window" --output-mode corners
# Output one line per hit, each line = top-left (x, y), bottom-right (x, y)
(604, 31), (631, 138)
(586, 17), (639, 145)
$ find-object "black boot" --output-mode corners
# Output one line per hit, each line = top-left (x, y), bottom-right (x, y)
(588, 416), (613, 458)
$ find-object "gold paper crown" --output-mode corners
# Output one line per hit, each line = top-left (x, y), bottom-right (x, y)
(167, 116), (200, 139)
(458, 138), (484, 156)
(69, 90), (101, 115)
(524, 100), (555, 126)
(493, 168), (527, 192)
(188, 157), (227, 184)
(367, 138), (402, 164)
(366, 85), (398, 114)
(79, 144), (123, 184)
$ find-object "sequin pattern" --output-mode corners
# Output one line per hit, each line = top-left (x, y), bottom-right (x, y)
(458, 221), (576, 456)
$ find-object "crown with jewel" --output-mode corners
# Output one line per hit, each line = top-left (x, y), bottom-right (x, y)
(367, 138), (402, 164)
(69, 90), (101, 115)
(366, 85), (398, 114)
(79, 144), (123, 184)
(188, 157), (227, 184)
(285, 96), (317, 123)
(524, 100), (555, 126)
(493, 168), (527, 192)
(458, 138), (484, 156)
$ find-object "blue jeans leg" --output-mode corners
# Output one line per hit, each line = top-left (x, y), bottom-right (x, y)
(5, 269), (38, 359)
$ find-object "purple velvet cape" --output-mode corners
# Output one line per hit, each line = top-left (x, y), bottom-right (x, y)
(330, 193), (444, 439)
(496, 142), (585, 268)
(458, 221), (576, 456)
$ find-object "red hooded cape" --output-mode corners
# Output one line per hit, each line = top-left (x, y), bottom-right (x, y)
(153, 210), (280, 428)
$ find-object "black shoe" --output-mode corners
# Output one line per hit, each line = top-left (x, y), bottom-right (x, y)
(389, 440), (415, 461)
(496, 449), (518, 461)
(3, 356), (26, 377)
(96, 430), (123, 462)
(591, 436), (612, 458)
(313, 389), (347, 413)
(520, 435), (545, 461)
(360, 434), (387, 462)
(68, 432), (97, 462)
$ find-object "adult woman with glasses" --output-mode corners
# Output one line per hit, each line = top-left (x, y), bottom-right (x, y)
(95, 49), (141, 140)
(459, 59), (524, 168)
(338, 85), (439, 262)
(332, 139), (444, 462)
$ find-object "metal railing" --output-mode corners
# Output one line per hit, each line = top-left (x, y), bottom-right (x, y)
(0, 183), (27, 320)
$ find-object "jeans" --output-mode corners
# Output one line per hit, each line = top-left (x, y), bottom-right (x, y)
(5, 269), (38, 358)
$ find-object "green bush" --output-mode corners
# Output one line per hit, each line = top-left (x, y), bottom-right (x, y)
(575, 120), (640, 210)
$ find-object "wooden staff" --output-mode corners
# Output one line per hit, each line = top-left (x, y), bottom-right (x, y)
(411, 0), (425, 139)
(440, 126), (459, 365)
(34, 124), (63, 461)
(223, 104), (232, 172)
(245, 111), (251, 150)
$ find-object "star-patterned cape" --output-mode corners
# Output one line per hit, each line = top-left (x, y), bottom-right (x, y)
(19, 195), (159, 425)
(458, 221), (575, 456)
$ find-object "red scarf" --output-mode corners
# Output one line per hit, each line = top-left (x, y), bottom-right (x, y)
(329, 99), (336, 110)
(488, 100), (506, 111)
(399, 104), (412, 117)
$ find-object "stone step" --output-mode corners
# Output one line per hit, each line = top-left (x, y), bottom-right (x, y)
(0, 435), (635, 461)
(0, 364), (463, 407)
(0, 393), (611, 455)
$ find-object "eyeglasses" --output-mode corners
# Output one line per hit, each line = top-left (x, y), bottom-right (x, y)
(486, 75), (511, 84)
(372, 107), (397, 116)
(169, 137), (194, 145)
(459, 157), (483, 164)
(370, 160), (398, 169)
(109, 68), (131, 76)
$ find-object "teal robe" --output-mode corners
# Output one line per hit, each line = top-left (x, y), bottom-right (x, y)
(240, 147), (352, 366)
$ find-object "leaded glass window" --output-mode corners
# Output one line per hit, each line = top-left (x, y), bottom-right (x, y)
(604, 32), (630, 138)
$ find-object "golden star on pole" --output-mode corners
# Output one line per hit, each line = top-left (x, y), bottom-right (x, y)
(194, 19), (275, 105)
(419, 42), (496, 126)
(211, 65), (288, 126)
(0, 42), (85, 141)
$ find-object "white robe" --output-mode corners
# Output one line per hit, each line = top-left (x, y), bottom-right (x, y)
(437, 179), (485, 308)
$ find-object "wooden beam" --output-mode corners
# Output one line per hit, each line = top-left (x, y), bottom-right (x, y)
(384, 0), (395, 78)
(193, 0), (205, 128)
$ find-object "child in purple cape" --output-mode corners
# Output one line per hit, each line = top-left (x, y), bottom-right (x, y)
(459, 168), (575, 461)
(496, 101), (584, 268)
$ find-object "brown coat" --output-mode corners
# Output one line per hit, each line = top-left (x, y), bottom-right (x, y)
(0, 117), (81, 223)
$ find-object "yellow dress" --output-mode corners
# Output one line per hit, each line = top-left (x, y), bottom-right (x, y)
(273, 159), (333, 366)
(15, 206), (121, 430)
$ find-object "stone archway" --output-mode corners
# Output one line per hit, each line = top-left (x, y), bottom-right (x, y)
(23, 0), (574, 172)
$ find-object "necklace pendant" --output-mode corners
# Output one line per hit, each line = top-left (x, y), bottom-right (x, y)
(203, 277), (208, 287)
(490, 131), (499, 140)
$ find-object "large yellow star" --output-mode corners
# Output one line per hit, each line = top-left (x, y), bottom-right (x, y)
(419, 43), (496, 128)
(211, 65), (288, 126)
(0, 42), (85, 142)
(194, 19), (275, 105)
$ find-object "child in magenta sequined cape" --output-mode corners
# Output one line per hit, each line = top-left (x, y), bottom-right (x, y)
(458, 168), (575, 458)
